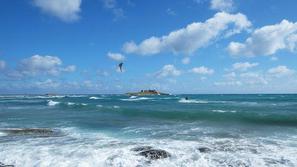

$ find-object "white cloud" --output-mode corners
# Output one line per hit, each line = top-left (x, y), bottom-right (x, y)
(107, 52), (125, 62)
(156, 65), (181, 78)
(270, 57), (278, 61)
(239, 72), (268, 85)
(61, 65), (76, 72)
(228, 20), (297, 56)
(214, 81), (242, 86)
(232, 62), (258, 71)
(216, 71), (268, 87)
(223, 72), (236, 79)
(0, 60), (5, 70)
(182, 57), (190, 64)
(166, 8), (176, 16)
(102, 0), (124, 20)
(82, 80), (102, 89)
(33, 0), (81, 22)
(35, 79), (60, 89)
(19, 55), (75, 76)
(190, 66), (214, 75)
(123, 12), (251, 55)
(210, 0), (234, 12)
(268, 65), (295, 77)
(97, 70), (110, 77)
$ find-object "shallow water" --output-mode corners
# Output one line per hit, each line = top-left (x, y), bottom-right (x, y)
(0, 94), (297, 166)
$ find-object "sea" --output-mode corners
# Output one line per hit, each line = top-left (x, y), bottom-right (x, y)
(0, 94), (297, 167)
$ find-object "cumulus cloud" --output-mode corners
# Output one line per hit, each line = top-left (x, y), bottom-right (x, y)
(268, 65), (295, 77)
(33, 0), (81, 22)
(20, 55), (62, 76)
(228, 20), (297, 56)
(156, 65), (181, 78)
(190, 66), (214, 75)
(18, 55), (75, 76)
(107, 52), (125, 62)
(210, 0), (234, 12)
(232, 62), (258, 71)
(0, 60), (5, 70)
(123, 12), (251, 55)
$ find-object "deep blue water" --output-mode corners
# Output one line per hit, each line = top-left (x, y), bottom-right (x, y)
(0, 94), (297, 166)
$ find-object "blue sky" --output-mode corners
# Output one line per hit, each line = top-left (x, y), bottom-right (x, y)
(0, 0), (297, 94)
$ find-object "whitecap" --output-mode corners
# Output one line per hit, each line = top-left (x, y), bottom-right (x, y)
(0, 131), (8, 137)
(67, 102), (75, 106)
(47, 100), (60, 106)
(113, 105), (120, 109)
(89, 96), (100, 100)
(121, 97), (152, 101)
(67, 95), (87, 98)
(178, 99), (208, 104)
(81, 103), (87, 106)
(212, 110), (237, 113)
(46, 95), (65, 99)
(96, 105), (103, 108)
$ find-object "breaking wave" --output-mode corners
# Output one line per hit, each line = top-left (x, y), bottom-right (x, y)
(178, 99), (209, 104)
(47, 100), (60, 106)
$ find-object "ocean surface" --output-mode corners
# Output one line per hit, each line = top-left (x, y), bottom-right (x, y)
(0, 94), (297, 167)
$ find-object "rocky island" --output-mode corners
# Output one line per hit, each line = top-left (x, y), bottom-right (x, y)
(126, 90), (169, 96)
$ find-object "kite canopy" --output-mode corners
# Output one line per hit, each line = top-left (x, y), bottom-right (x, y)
(118, 62), (123, 72)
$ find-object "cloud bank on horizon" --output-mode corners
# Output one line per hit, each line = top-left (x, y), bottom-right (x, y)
(0, 0), (297, 93)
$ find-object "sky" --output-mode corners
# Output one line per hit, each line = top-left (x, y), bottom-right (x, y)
(0, 0), (297, 94)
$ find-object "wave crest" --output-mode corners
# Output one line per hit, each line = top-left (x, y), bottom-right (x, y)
(47, 100), (60, 106)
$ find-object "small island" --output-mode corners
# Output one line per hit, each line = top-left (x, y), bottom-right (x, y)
(126, 90), (169, 96)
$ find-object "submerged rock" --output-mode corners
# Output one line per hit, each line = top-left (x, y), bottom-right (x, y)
(131, 146), (153, 152)
(0, 162), (14, 167)
(138, 149), (171, 160)
(0, 128), (57, 137)
(198, 147), (211, 153)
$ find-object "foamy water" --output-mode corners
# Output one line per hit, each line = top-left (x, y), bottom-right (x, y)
(1, 94), (297, 167)
(0, 128), (296, 167)
(121, 97), (152, 101)
(212, 110), (237, 113)
(178, 98), (209, 104)
(47, 100), (60, 106)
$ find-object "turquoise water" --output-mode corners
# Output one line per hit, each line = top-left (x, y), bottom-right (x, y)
(0, 94), (297, 166)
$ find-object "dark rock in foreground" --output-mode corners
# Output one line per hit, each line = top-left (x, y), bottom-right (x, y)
(138, 149), (171, 160)
(132, 146), (171, 160)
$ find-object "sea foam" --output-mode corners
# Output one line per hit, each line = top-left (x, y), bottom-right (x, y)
(121, 97), (152, 101)
(212, 110), (237, 113)
(178, 99), (208, 104)
(47, 100), (60, 106)
(89, 96), (100, 100)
